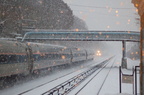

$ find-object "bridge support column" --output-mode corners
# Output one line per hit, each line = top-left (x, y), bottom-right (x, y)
(121, 41), (127, 68)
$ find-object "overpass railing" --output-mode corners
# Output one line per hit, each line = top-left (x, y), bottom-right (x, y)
(22, 29), (140, 42)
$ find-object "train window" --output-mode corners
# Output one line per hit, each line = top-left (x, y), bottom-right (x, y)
(32, 54), (40, 61)
(18, 55), (27, 62)
(0, 55), (8, 63)
(54, 54), (59, 59)
(9, 55), (18, 63)
(45, 54), (60, 60)
(0, 55), (25, 63)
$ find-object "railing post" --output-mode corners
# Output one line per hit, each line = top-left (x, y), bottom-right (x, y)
(119, 66), (122, 93)
(121, 41), (127, 68)
(135, 66), (137, 95)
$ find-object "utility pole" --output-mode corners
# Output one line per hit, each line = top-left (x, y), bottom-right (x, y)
(124, 0), (144, 94)
(140, 13), (144, 95)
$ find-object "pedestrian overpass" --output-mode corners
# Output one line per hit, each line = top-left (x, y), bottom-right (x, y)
(21, 29), (140, 68)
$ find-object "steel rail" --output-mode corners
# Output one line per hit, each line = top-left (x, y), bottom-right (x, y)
(75, 58), (115, 95)
(97, 59), (116, 95)
(41, 57), (113, 95)
(17, 59), (103, 95)
(17, 61), (94, 95)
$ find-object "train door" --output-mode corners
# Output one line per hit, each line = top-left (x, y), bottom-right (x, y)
(85, 50), (88, 60)
(26, 46), (33, 73)
(70, 49), (73, 63)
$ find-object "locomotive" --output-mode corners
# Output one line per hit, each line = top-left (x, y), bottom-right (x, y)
(0, 40), (94, 78)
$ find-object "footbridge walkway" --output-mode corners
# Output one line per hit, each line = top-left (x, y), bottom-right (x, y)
(21, 29), (140, 69)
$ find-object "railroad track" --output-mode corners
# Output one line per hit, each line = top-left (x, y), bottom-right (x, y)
(17, 57), (114, 95)
(74, 57), (116, 95)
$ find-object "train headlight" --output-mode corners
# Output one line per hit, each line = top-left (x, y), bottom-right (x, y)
(96, 50), (102, 56)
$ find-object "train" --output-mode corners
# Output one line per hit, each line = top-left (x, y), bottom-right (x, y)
(0, 40), (94, 78)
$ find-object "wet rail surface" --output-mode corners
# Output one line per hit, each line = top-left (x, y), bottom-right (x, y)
(17, 57), (114, 95)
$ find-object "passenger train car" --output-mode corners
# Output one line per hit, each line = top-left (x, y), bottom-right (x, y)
(0, 40), (94, 78)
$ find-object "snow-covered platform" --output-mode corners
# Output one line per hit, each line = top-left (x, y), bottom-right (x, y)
(70, 57), (140, 95)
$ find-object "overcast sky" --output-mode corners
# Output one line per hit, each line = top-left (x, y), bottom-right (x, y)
(63, 0), (140, 31)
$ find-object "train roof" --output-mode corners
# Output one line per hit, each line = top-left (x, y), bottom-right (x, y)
(26, 42), (68, 50)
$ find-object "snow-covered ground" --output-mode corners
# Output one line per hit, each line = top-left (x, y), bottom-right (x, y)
(68, 55), (140, 95)
(0, 56), (107, 95)
(0, 55), (140, 95)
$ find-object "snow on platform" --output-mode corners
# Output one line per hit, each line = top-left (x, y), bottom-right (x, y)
(69, 56), (140, 95)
